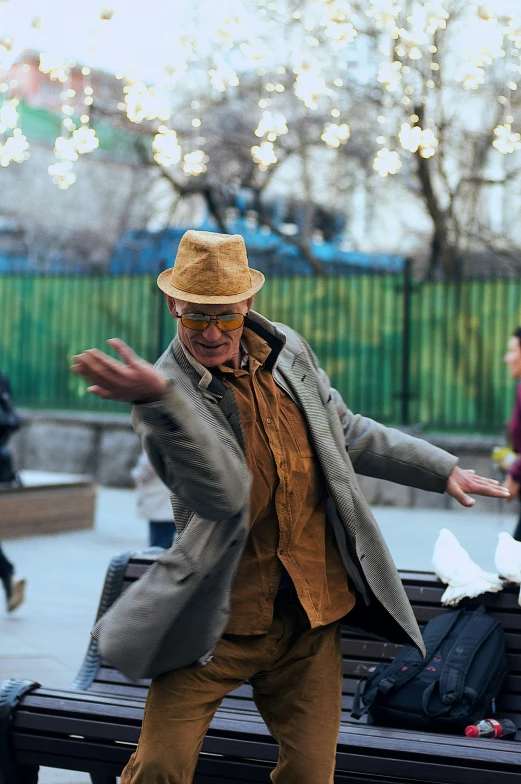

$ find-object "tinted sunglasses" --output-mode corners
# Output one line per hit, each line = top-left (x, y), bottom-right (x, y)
(175, 312), (246, 332)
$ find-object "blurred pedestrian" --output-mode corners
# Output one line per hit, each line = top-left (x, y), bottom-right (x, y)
(131, 450), (176, 549)
(0, 367), (25, 611)
(502, 327), (521, 540)
(0, 545), (25, 612)
(0, 367), (23, 487)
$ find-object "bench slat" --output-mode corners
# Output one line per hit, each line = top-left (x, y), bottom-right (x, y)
(88, 683), (150, 699)
(13, 733), (132, 765)
(14, 713), (139, 743)
(95, 667), (150, 687)
(19, 690), (145, 716)
(15, 687), (521, 761)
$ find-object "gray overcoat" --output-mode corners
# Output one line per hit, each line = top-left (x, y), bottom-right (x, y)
(93, 311), (458, 681)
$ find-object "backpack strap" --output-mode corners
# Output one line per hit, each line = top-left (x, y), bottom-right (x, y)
(439, 605), (499, 706)
(376, 609), (463, 696)
(351, 677), (367, 719)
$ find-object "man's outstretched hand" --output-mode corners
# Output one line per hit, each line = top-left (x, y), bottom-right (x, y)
(447, 466), (511, 507)
(70, 338), (168, 403)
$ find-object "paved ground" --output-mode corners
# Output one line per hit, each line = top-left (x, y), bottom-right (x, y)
(0, 482), (517, 783)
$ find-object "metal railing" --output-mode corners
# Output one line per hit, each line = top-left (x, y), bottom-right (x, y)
(1, 267), (520, 433)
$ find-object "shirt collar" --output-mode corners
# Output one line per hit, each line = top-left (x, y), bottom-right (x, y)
(217, 328), (272, 377)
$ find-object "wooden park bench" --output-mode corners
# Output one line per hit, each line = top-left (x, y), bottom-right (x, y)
(1, 551), (521, 784)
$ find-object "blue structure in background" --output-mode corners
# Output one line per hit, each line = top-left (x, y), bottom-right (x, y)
(0, 217), (405, 275)
(109, 217), (405, 277)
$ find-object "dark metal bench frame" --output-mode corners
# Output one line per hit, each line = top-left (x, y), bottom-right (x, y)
(1, 551), (521, 784)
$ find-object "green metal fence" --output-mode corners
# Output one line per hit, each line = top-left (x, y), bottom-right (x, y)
(408, 278), (521, 431)
(1, 271), (520, 433)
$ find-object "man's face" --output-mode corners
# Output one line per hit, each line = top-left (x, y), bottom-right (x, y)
(504, 336), (521, 380)
(167, 296), (253, 369)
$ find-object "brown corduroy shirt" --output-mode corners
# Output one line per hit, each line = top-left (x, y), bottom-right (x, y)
(219, 327), (356, 635)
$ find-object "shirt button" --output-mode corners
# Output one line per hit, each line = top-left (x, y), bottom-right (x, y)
(266, 418), (271, 424)
(278, 548), (284, 555)
(269, 586), (275, 593)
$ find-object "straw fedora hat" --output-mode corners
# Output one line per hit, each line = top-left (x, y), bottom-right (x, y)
(157, 230), (265, 305)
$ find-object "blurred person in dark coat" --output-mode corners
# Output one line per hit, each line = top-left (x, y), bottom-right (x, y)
(0, 368), (22, 487)
(0, 368), (25, 611)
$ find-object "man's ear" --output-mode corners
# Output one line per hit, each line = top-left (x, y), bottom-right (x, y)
(246, 296), (254, 311)
(165, 295), (177, 317)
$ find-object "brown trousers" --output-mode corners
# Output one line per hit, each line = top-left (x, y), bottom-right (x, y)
(120, 596), (343, 784)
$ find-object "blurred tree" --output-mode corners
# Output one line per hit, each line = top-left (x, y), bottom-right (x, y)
(5, 1), (521, 278)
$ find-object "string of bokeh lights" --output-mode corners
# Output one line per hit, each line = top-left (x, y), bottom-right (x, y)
(0, 0), (520, 189)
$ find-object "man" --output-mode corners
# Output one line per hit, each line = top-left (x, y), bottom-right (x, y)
(71, 230), (509, 784)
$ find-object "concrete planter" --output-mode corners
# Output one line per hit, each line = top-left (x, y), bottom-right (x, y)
(10, 410), (141, 488)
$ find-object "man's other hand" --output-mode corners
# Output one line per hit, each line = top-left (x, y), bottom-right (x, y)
(70, 338), (168, 403)
(502, 473), (521, 500)
(446, 466), (511, 508)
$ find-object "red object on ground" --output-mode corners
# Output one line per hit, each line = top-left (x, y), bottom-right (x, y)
(465, 718), (516, 739)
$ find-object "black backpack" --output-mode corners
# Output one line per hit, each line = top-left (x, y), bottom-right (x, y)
(351, 605), (508, 732)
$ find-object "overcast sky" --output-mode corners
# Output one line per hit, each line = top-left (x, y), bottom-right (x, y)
(2, 0), (521, 80)
(3, 0), (239, 78)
